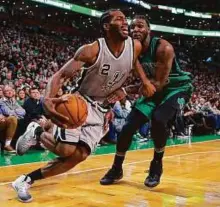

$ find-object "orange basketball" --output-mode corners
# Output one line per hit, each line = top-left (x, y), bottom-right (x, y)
(55, 94), (88, 129)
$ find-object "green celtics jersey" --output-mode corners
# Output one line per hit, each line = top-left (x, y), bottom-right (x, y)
(140, 36), (193, 96)
(135, 37), (193, 118)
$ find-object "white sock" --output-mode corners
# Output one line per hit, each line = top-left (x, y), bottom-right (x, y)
(5, 140), (11, 147)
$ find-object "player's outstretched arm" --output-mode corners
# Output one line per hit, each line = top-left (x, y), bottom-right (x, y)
(153, 39), (174, 91)
(133, 40), (156, 97)
(43, 41), (99, 127)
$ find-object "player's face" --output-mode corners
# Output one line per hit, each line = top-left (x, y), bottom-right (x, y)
(130, 18), (150, 42)
(108, 11), (128, 40)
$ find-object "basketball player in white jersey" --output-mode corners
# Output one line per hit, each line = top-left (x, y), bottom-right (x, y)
(11, 9), (156, 202)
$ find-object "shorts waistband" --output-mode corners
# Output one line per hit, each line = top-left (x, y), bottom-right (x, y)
(79, 93), (109, 113)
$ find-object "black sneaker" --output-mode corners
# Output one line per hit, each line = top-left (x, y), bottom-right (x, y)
(144, 160), (163, 188)
(100, 167), (123, 185)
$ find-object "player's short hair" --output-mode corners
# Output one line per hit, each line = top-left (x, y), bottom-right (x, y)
(132, 15), (150, 28)
(100, 9), (119, 36)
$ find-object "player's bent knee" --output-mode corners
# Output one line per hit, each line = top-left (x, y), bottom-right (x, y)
(65, 146), (89, 166)
(78, 146), (90, 162)
(56, 143), (77, 157)
(80, 151), (89, 161)
(59, 148), (76, 157)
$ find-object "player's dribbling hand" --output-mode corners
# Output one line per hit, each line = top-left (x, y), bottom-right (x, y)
(43, 97), (69, 128)
(140, 82), (156, 97)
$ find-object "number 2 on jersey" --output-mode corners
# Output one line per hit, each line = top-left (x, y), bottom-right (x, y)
(100, 64), (110, 76)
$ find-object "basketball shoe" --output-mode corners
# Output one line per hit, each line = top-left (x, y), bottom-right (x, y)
(144, 160), (163, 188)
(100, 166), (123, 185)
(16, 122), (40, 156)
(12, 175), (33, 203)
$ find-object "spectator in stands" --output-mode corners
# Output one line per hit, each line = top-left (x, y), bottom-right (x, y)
(0, 85), (26, 119)
(110, 98), (132, 142)
(23, 86), (30, 97)
(198, 98), (206, 113)
(203, 98), (220, 132)
(2, 71), (13, 86)
(0, 20), (220, 141)
(0, 85), (4, 100)
(0, 113), (17, 152)
(16, 89), (26, 106)
(12, 87), (45, 149)
(23, 87), (44, 125)
(205, 98), (220, 115)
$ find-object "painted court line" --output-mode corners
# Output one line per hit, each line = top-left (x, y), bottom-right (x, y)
(0, 138), (219, 169)
(0, 150), (220, 186)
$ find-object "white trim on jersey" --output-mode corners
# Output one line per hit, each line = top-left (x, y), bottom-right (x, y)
(102, 38), (127, 60)
(83, 39), (102, 71)
(70, 39), (102, 93)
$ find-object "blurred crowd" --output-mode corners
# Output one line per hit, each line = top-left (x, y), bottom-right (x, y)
(0, 23), (94, 95)
(0, 21), (220, 154)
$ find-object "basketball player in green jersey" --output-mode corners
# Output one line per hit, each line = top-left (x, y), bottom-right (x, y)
(100, 15), (193, 187)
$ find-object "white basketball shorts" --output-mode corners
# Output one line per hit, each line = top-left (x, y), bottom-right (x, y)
(52, 97), (108, 153)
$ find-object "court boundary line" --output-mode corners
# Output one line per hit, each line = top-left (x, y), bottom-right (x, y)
(0, 149), (220, 186)
(0, 138), (219, 169)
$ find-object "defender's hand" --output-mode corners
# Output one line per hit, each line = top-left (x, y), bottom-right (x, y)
(140, 82), (156, 97)
(106, 88), (127, 104)
(103, 110), (114, 131)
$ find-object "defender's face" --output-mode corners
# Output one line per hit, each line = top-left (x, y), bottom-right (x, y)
(108, 11), (128, 40)
(130, 18), (150, 42)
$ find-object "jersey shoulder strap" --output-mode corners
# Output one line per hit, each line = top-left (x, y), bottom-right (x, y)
(84, 39), (103, 70)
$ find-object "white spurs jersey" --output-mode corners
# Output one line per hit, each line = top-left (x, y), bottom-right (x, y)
(76, 37), (134, 103)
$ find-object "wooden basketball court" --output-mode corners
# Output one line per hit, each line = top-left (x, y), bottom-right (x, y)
(0, 139), (220, 207)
